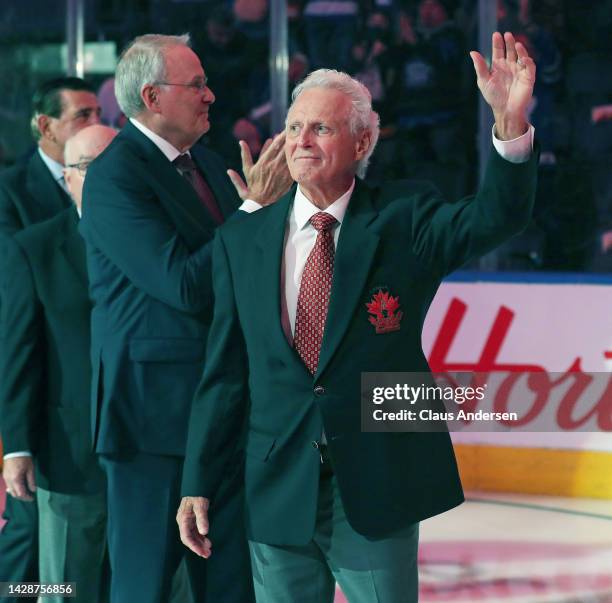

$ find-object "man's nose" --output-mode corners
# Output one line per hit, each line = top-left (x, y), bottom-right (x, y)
(297, 128), (312, 147)
(203, 86), (215, 105)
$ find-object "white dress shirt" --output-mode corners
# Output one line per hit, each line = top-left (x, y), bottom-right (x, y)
(38, 147), (68, 193)
(130, 118), (256, 213)
(277, 125), (534, 338)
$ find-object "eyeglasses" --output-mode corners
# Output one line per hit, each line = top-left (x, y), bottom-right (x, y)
(65, 160), (92, 176)
(154, 79), (209, 92)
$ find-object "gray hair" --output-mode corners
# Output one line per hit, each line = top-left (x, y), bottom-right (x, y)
(114, 33), (191, 118)
(290, 69), (380, 179)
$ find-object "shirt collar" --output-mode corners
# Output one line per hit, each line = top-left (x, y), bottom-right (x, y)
(293, 180), (355, 231)
(38, 147), (65, 184)
(130, 118), (188, 163)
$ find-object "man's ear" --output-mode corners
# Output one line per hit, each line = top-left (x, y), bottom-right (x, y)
(37, 115), (55, 142)
(355, 129), (372, 161)
(62, 167), (73, 189)
(141, 84), (161, 113)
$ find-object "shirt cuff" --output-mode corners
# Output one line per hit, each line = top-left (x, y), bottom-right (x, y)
(239, 199), (263, 213)
(492, 124), (535, 164)
(3, 451), (32, 459)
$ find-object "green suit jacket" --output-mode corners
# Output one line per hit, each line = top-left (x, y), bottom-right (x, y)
(80, 121), (241, 456)
(182, 147), (539, 545)
(0, 208), (104, 495)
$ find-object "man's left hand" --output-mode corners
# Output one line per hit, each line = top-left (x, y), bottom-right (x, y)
(470, 31), (536, 140)
(227, 131), (293, 206)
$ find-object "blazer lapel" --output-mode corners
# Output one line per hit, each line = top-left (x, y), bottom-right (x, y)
(316, 181), (380, 378)
(191, 145), (238, 220)
(254, 189), (302, 364)
(121, 123), (218, 248)
(27, 152), (70, 220)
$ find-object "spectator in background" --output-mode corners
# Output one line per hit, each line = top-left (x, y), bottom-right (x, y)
(351, 9), (397, 180)
(303, 0), (363, 72)
(387, 0), (470, 197)
(197, 5), (267, 171)
(97, 78), (127, 129)
(498, 0), (562, 162)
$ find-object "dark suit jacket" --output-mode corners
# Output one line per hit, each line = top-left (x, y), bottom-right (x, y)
(0, 208), (104, 495)
(182, 147), (539, 545)
(79, 121), (240, 456)
(0, 151), (71, 237)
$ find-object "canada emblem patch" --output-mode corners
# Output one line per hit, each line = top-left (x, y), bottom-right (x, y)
(365, 290), (403, 334)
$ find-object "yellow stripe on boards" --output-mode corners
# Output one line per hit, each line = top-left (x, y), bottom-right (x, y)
(454, 445), (612, 499)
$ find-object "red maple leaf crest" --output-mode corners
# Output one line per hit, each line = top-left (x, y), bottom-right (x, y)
(366, 291), (403, 333)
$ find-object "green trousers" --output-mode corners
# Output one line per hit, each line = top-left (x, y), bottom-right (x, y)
(248, 457), (419, 603)
(37, 487), (108, 603)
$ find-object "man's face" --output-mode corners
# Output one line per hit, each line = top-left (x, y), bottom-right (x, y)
(63, 126), (117, 210)
(46, 90), (102, 152)
(155, 46), (215, 146)
(285, 88), (368, 192)
(63, 155), (90, 208)
(419, 0), (448, 28)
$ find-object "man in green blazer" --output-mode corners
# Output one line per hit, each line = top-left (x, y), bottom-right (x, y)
(178, 32), (538, 601)
(0, 125), (117, 602)
(0, 77), (101, 602)
(79, 34), (290, 603)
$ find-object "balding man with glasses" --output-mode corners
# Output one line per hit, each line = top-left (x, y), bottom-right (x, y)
(0, 125), (117, 602)
(79, 34), (291, 603)
(0, 76), (101, 603)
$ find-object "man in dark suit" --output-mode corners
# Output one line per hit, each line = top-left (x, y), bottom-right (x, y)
(0, 77), (101, 601)
(0, 125), (117, 602)
(0, 77), (101, 235)
(178, 32), (538, 601)
(79, 34), (291, 603)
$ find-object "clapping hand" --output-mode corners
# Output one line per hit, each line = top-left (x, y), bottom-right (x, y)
(227, 131), (293, 206)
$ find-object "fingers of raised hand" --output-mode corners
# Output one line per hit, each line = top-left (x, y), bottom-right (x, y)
(260, 137), (274, 156)
(227, 169), (249, 199)
(515, 42), (536, 79)
(470, 51), (490, 83)
(504, 32), (518, 63)
(239, 140), (254, 173)
(262, 131), (286, 160)
(491, 31), (505, 62)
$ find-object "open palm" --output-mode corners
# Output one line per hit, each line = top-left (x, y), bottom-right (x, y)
(471, 32), (536, 124)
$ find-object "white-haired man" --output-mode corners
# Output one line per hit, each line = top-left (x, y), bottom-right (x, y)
(79, 34), (291, 603)
(178, 33), (537, 601)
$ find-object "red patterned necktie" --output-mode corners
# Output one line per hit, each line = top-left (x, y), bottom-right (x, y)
(294, 212), (338, 374)
(173, 153), (224, 224)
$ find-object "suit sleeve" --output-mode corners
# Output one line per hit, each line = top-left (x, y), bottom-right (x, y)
(80, 158), (214, 313)
(410, 145), (539, 275)
(0, 237), (44, 454)
(181, 230), (249, 499)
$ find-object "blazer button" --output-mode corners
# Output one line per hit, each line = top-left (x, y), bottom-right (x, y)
(313, 385), (325, 397)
